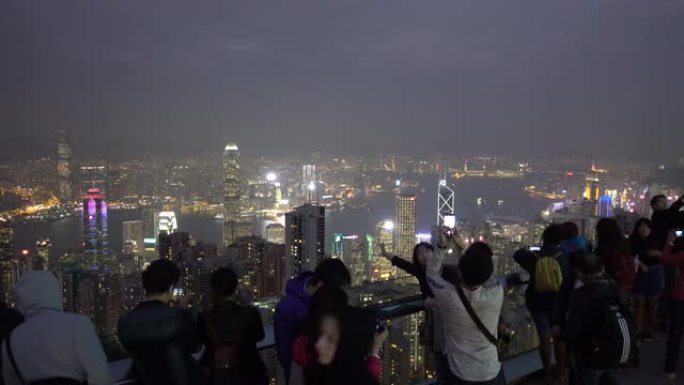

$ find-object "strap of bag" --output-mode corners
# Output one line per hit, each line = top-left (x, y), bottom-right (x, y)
(456, 285), (498, 346)
(5, 332), (27, 385)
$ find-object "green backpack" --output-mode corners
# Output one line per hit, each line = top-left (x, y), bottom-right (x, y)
(535, 252), (563, 293)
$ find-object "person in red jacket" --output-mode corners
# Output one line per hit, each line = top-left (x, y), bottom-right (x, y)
(661, 230), (684, 381)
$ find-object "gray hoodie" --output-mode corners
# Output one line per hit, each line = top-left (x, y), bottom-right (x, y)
(1, 271), (112, 385)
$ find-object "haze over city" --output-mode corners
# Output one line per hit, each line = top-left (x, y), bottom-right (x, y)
(2, 0), (684, 160)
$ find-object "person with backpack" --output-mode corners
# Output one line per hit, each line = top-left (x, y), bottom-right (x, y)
(199, 267), (267, 385)
(594, 218), (635, 304)
(564, 252), (636, 385)
(514, 224), (567, 385)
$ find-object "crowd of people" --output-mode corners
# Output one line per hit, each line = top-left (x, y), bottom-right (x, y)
(0, 193), (682, 385)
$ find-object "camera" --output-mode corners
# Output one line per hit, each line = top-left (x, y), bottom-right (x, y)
(529, 246), (541, 252)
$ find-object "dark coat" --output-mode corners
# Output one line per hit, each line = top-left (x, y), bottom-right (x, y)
(117, 300), (206, 385)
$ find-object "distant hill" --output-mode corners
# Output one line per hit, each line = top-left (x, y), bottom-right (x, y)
(0, 137), (53, 162)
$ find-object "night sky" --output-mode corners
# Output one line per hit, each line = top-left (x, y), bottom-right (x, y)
(1, 0), (683, 160)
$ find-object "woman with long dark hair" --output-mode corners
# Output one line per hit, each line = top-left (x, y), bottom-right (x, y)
(305, 307), (385, 385)
(594, 218), (635, 297)
(629, 218), (664, 341)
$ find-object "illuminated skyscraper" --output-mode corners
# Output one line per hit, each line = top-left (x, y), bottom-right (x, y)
(223, 143), (241, 222)
(372, 220), (395, 282)
(437, 178), (455, 226)
(79, 163), (108, 197)
(265, 223), (285, 244)
(122, 220), (144, 255)
(258, 243), (285, 299)
(396, 194), (417, 260)
(285, 204), (325, 279)
(82, 188), (109, 270)
(154, 211), (178, 237)
(0, 218), (16, 305)
(57, 129), (72, 201)
(597, 195), (613, 218)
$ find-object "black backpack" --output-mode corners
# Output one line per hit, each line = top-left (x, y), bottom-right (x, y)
(589, 285), (639, 369)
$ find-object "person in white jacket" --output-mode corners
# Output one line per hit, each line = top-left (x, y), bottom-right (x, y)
(426, 228), (505, 385)
(1, 270), (112, 385)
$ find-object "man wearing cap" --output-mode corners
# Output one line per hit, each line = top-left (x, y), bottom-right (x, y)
(426, 228), (505, 385)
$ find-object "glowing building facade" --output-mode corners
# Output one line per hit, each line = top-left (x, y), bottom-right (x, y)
(396, 195), (417, 261)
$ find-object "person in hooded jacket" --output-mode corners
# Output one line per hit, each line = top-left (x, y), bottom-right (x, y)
(1, 271), (112, 385)
(274, 258), (351, 382)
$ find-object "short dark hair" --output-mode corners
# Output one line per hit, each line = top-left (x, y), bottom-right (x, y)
(211, 267), (238, 298)
(467, 242), (493, 258)
(577, 252), (603, 275)
(142, 259), (180, 295)
(650, 194), (666, 208)
(458, 247), (494, 287)
(313, 258), (351, 287)
(560, 221), (579, 240)
(412, 242), (435, 265)
(542, 224), (564, 246)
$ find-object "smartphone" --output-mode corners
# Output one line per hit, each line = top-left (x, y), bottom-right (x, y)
(375, 322), (386, 333)
(676, 230), (684, 237)
(529, 246), (541, 252)
(172, 288), (185, 299)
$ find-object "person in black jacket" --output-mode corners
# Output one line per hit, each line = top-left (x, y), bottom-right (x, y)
(650, 194), (684, 249)
(629, 218), (664, 341)
(118, 259), (206, 385)
(201, 267), (266, 385)
(564, 252), (631, 385)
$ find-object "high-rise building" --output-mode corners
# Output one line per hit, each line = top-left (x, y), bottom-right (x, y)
(371, 220), (395, 282)
(597, 195), (613, 218)
(223, 142), (241, 222)
(0, 218), (16, 305)
(155, 211), (178, 237)
(437, 178), (455, 226)
(341, 235), (370, 287)
(57, 129), (72, 201)
(258, 243), (285, 299)
(396, 194), (417, 260)
(34, 239), (51, 271)
(265, 223), (285, 244)
(223, 142), (250, 246)
(82, 188), (109, 270)
(79, 163), (108, 197)
(285, 204), (325, 279)
(122, 220), (144, 255)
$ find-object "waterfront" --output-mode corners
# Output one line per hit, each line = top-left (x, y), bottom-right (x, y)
(13, 175), (548, 259)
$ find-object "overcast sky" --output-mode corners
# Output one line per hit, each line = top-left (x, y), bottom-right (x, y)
(1, 0), (683, 161)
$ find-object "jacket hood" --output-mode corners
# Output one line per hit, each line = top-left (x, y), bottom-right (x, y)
(285, 271), (314, 300)
(15, 270), (63, 315)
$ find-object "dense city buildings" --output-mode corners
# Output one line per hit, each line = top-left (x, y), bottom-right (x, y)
(284, 204), (325, 279)
(0, 218), (16, 305)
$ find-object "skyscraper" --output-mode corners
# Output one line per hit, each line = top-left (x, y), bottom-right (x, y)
(0, 218), (16, 305)
(57, 129), (72, 201)
(223, 142), (241, 222)
(285, 204), (325, 279)
(265, 223), (285, 244)
(396, 194), (417, 260)
(82, 188), (109, 270)
(437, 178), (455, 225)
(223, 142), (249, 246)
(34, 239), (52, 270)
(372, 220), (395, 282)
(122, 220), (144, 254)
